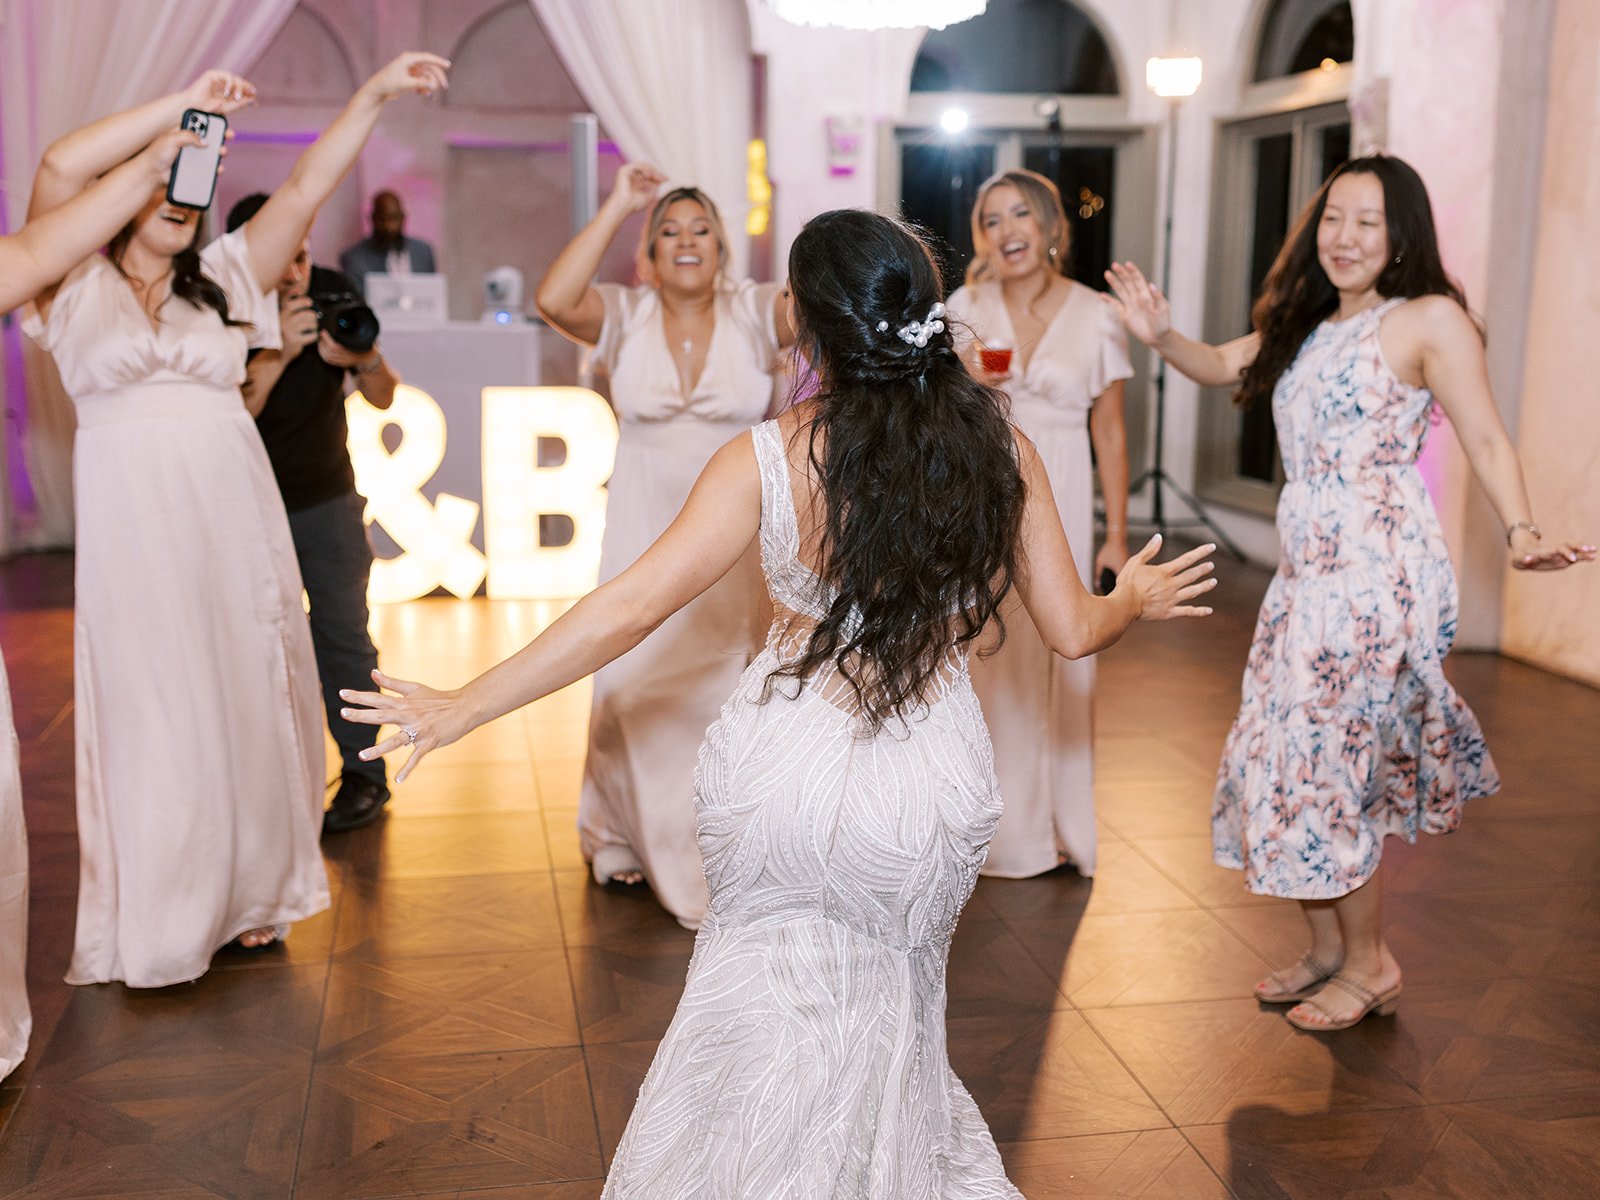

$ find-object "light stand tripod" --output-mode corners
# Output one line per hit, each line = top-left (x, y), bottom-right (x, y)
(1127, 96), (1245, 560)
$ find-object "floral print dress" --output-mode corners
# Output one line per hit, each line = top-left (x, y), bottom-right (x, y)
(1212, 298), (1500, 899)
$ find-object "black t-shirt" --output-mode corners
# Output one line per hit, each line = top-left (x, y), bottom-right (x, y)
(252, 265), (363, 512)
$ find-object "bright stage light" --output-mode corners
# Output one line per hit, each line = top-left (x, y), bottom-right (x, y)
(1145, 56), (1202, 99)
(768, 0), (986, 30)
(940, 107), (970, 134)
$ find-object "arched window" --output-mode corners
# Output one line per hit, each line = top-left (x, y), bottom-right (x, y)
(1195, 0), (1355, 509)
(1253, 0), (1354, 82)
(910, 0), (1118, 95)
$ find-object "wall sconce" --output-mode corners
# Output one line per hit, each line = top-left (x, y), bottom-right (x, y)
(824, 115), (864, 177)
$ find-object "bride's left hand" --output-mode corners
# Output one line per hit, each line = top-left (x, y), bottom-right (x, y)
(340, 668), (467, 782)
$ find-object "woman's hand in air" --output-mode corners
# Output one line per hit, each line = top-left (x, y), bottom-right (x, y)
(606, 162), (668, 216)
(364, 52), (452, 101)
(1102, 261), (1172, 347)
(340, 669), (469, 783)
(1116, 534), (1216, 619)
(180, 70), (256, 115)
(139, 127), (206, 178)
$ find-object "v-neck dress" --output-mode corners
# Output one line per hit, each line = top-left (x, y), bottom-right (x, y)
(945, 279), (1132, 879)
(580, 280), (779, 926)
(23, 231), (329, 987)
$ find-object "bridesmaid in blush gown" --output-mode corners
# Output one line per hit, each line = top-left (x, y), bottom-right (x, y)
(537, 162), (793, 927)
(23, 54), (450, 988)
(345, 210), (1215, 1196)
(0, 123), (207, 1076)
(946, 169), (1133, 879)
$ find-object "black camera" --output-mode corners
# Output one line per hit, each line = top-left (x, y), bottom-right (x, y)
(309, 290), (379, 355)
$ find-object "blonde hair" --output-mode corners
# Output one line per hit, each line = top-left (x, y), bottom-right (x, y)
(965, 169), (1070, 287)
(636, 186), (732, 287)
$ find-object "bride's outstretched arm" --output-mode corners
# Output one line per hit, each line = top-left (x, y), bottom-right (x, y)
(339, 431), (762, 781)
(1011, 432), (1215, 659)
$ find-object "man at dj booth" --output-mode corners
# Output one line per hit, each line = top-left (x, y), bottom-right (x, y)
(228, 192), (401, 835)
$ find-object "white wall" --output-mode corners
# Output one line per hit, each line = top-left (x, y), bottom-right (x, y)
(1500, 0), (1600, 686)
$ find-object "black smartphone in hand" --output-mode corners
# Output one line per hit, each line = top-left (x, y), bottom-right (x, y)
(1098, 566), (1116, 596)
(167, 109), (227, 210)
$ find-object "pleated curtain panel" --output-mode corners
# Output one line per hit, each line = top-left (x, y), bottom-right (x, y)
(527, 0), (755, 276)
(0, 0), (297, 552)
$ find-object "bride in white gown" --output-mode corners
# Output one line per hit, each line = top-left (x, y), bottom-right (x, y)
(342, 210), (1216, 1197)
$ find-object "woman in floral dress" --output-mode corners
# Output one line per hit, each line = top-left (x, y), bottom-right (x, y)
(1106, 155), (1593, 1031)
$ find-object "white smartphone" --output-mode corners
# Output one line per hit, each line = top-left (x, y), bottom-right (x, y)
(166, 109), (227, 210)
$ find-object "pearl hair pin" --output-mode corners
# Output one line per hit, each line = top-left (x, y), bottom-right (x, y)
(896, 302), (946, 348)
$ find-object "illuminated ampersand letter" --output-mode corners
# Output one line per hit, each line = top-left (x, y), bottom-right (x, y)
(481, 386), (620, 600)
(346, 385), (486, 603)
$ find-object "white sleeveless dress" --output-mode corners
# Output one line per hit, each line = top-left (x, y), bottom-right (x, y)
(601, 420), (1021, 1198)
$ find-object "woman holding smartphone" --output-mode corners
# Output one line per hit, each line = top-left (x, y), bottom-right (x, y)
(945, 169), (1133, 880)
(22, 54), (448, 989)
(1, 125), (207, 1076)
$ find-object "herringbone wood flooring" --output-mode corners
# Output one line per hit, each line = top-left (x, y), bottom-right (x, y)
(2, 550), (1598, 1198)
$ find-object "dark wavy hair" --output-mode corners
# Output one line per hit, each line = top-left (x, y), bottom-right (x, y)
(1237, 154), (1469, 408)
(769, 209), (1026, 732)
(108, 208), (248, 328)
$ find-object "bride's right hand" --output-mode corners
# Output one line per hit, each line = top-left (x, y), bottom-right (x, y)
(607, 162), (668, 215)
(1103, 261), (1172, 347)
(1117, 535), (1216, 619)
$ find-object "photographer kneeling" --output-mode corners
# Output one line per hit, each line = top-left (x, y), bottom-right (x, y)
(228, 193), (398, 834)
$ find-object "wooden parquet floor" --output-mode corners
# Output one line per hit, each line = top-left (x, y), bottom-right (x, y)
(2, 549), (1598, 1198)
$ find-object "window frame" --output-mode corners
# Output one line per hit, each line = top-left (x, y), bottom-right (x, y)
(1196, 67), (1352, 516)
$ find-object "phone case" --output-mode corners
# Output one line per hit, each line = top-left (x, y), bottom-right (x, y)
(167, 109), (227, 210)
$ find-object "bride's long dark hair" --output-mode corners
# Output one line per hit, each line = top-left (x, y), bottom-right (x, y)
(768, 209), (1026, 732)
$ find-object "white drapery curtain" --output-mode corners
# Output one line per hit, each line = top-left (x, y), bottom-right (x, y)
(527, 0), (754, 277)
(0, 0), (297, 550)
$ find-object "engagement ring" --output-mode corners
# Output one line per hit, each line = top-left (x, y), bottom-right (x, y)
(402, 726), (419, 745)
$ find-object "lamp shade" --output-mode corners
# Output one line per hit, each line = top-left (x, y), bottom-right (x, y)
(1145, 56), (1202, 98)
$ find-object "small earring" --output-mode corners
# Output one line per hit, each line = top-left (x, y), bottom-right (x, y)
(1392, 253), (1403, 264)
(1048, 246), (1058, 257)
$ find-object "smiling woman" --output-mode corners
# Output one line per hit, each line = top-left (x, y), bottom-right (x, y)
(534, 162), (797, 924)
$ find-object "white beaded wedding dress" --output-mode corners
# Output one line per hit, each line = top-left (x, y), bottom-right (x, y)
(601, 419), (1022, 1199)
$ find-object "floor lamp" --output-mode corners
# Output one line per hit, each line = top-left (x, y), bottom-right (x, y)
(1130, 57), (1245, 560)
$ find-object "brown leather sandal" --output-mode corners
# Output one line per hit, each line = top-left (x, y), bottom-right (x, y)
(1253, 951), (1338, 1004)
(1287, 973), (1401, 1032)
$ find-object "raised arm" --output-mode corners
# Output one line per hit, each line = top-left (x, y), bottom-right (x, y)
(1, 129), (201, 312)
(1103, 261), (1259, 389)
(241, 53), (449, 293)
(535, 162), (665, 346)
(28, 71), (254, 221)
(339, 431), (763, 780)
(1404, 296), (1594, 570)
(1011, 433), (1215, 659)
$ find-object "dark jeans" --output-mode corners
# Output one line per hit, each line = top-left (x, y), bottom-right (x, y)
(286, 489), (385, 787)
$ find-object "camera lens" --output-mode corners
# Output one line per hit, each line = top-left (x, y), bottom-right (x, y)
(312, 291), (380, 354)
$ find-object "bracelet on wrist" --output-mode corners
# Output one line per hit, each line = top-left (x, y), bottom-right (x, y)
(1505, 520), (1541, 547)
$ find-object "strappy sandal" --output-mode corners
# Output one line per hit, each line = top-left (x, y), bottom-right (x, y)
(1287, 973), (1401, 1032)
(1253, 951), (1338, 1004)
(221, 923), (289, 954)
